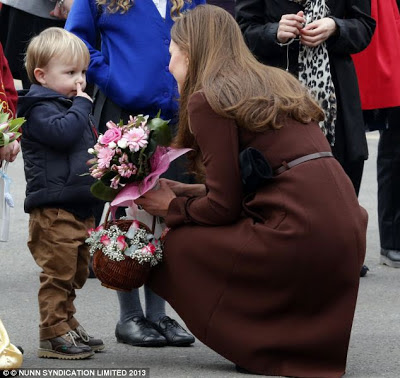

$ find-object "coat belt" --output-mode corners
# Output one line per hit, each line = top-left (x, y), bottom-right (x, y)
(275, 152), (334, 175)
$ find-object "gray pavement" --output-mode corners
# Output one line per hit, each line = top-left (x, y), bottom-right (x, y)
(1, 131), (399, 378)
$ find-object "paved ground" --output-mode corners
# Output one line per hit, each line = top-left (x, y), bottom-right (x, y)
(1, 130), (399, 378)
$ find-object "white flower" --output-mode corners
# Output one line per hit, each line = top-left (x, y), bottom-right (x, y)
(117, 138), (128, 149)
(88, 148), (95, 154)
(108, 141), (117, 149)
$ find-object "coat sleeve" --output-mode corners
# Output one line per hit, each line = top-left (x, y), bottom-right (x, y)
(24, 97), (93, 150)
(65, 0), (110, 90)
(327, 0), (376, 54)
(0, 43), (18, 117)
(166, 92), (243, 228)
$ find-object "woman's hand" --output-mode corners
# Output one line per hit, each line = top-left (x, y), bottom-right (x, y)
(277, 11), (305, 44)
(134, 180), (177, 218)
(160, 178), (206, 197)
(300, 17), (337, 47)
(0, 141), (20, 163)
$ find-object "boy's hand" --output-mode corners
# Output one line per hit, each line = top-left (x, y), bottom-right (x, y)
(76, 82), (92, 102)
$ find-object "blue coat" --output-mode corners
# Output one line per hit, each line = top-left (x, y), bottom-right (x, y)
(65, 0), (205, 121)
(18, 85), (101, 219)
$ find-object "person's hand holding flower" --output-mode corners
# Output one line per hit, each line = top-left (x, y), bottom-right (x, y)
(134, 180), (176, 218)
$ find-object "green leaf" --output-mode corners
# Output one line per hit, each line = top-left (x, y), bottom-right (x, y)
(148, 118), (172, 147)
(145, 138), (158, 159)
(0, 112), (9, 124)
(90, 180), (121, 201)
(0, 112), (25, 146)
(8, 117), (26, 131)
(2, 133), (9, 145)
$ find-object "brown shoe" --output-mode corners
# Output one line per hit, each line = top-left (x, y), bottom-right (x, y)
(38, 331), (94, 359)
(74, 325), (105, 352)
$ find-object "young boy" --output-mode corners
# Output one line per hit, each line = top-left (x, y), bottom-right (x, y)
(18, 27), (104, 360)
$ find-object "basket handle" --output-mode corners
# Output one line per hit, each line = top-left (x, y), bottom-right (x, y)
(103, 204), (156, 234)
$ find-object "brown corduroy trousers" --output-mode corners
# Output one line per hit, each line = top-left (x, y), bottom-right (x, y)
(28, 208), (94, 340)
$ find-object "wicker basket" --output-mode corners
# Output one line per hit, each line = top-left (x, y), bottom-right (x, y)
(92, 214), (155, 292)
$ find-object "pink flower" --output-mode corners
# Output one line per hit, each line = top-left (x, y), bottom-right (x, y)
(131, 220), (140, 229)
(105, 120), (118, 129)
(87, 225), (104, 236)
(86, 157), (97, 166)
(100, 234), (111, 246)
(126, 128), (148, 152)
(160, 227), (170, 241)
(90, 167), (106, 179)
(117, 235), (128, 251)
(119, 153), (129, 164)
(143, 243), (156, 255)
(110, 175), (121, 189)
(94, 143), (102, 152)
(101, 127), (122, 145)
(0, 122), (9, 132)
(97, 147), (115, 169)
(117, 163), (137, 178)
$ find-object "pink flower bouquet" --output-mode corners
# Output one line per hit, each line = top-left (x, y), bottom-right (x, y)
(87, 113), (189, 206)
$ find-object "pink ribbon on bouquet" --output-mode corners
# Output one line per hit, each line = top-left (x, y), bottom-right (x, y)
(110, 147), (191, 211)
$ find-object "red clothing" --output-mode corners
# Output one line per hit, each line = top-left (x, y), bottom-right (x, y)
(352, 0), (400, 109)
(0, 42), (17, 116)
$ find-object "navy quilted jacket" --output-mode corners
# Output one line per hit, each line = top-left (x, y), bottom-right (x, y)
(18, 85), (101, 219)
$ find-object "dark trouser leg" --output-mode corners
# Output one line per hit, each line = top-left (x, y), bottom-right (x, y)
(377, 108), (400, 250)
(340, 159), (364, 197)
(330, 113), (365, 197)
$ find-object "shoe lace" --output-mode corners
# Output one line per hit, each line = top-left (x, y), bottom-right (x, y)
(160, 316), (180, 330)
(64, 330), (80, 346)
(76, 326), (91, 342)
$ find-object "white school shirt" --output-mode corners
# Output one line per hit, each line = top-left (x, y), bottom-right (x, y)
(152, 0), (167, 18)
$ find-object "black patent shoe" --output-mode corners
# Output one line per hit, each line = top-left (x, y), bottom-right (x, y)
(380, 248), (400, 268)
(115, 317), (167, 347)
(360, 264), (369, 277)
(152, 316), (195, 346)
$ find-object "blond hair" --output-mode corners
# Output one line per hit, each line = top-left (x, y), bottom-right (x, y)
(171, 5), (324, 177)
(25, 27), (90, 85)
(96, 0), (188, 18)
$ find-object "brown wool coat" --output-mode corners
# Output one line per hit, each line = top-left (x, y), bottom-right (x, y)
(148, 92), (368, 378)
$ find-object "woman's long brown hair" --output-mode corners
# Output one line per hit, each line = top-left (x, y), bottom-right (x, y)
(171, 5), (324, 177)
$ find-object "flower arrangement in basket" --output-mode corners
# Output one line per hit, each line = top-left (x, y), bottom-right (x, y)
(86, 213), (168, 291)
(85, 112), (189, 291)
